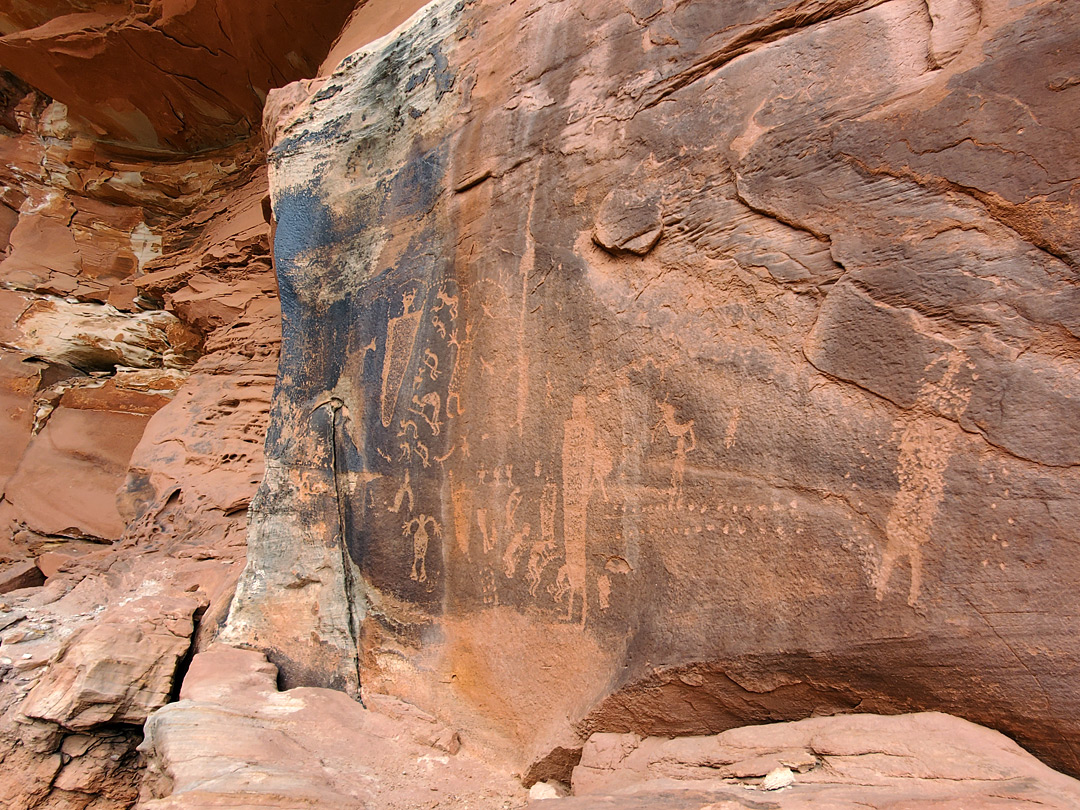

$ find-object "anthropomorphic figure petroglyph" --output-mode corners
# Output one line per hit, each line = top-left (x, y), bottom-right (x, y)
(503, 524), (531, 577)
(527, 482), (558, 596)
(404, 514), (441, 583)
(876, 350), (971, 606)
(653, 399), (696, 507)
(381, 288), (425, 427)
(558, 396), (600, 625)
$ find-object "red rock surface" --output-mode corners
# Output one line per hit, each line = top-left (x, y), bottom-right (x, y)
(564, 713), (1080, 808)
(1, 0), (1080, 807)
(137, 644), (525, 809)
(0, 0), (358, 152)
(0, 1), (342, 806)
(223, 0), (1080, 788)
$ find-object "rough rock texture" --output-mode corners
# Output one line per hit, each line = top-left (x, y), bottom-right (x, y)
(225, 0), (1080, 784)
(0, 0), (359, 152)
(0, 538), (243, 809)
(0, 0), (353, 805)
(1, 0), (1079, 805)
(137, 644), (527, 809)
(20, 594), (205, 730)
(566, 713), (1080, 808)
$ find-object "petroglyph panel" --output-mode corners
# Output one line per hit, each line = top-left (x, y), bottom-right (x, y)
(241, 0), (1080, 778)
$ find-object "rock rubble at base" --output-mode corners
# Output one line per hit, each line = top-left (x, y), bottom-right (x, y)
(137, 644), (526, 810)
(136, 656), (1080, 810)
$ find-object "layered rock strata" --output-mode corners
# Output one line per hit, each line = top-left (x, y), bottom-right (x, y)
(0, 1), (355, 805)
(225, 0), (1080, 783)
(565, 713), (1080, 809)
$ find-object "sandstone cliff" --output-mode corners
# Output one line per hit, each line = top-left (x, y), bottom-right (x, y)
(0, 0), (1079, 808)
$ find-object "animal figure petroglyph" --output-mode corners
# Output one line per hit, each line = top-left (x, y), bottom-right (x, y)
(409, 392), (443, 435)
(403, 514), (441, 583)
(435, 287), (459, 320)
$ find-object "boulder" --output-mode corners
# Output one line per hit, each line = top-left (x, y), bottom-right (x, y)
(136, 644), (525, 809)
(0, 559), (44, 593)
(565, 713), (1080, 808)
(20, 594), (204, 730)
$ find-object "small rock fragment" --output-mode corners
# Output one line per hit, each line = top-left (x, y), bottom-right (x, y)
(593, 188), (664, 256)
(529, 780), (566, 800)
(761, 766), (795, 791)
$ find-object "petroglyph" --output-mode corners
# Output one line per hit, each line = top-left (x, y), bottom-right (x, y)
(477, 507), (496, 553)
(398, 438), (431, 467)
(390, 470), (414, 514)
(503, 524), (531, 577)
(414, 440), (430, 467)
(432, 286), (458, 339)
(381, 289), (425, 428)
(423, 349), (441, 380)
(403, 514), (441, 583)
(409, 391), (443, 435)
(597, 574), (611, 611)
(557, 395), (611, 626)
(435, 285), (459, 320)
(505, 485), (522, 535)
(481, 568), (498, 606)
(724, 406), (741, 449)
(876, 350), (972, 606)
(653, 399), (696, 507)
(527, 482), (559, 596)
(450, 472), (473, 556)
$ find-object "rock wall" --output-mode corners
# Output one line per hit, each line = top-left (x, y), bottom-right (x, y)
(225, 0), (1080, 782)
(0, 0), (1079, 806)
(0, 3), (350, 807)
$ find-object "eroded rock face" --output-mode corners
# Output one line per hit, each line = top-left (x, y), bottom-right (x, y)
(0, 1), (345, 805)
(20, 594), (205, 730)
(0, 0), (359, 152)
(227, 0), (1080, 780)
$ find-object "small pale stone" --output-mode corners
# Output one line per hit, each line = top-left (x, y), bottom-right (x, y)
(529, 781), (563, 800)
(761, 767), (795, 791)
